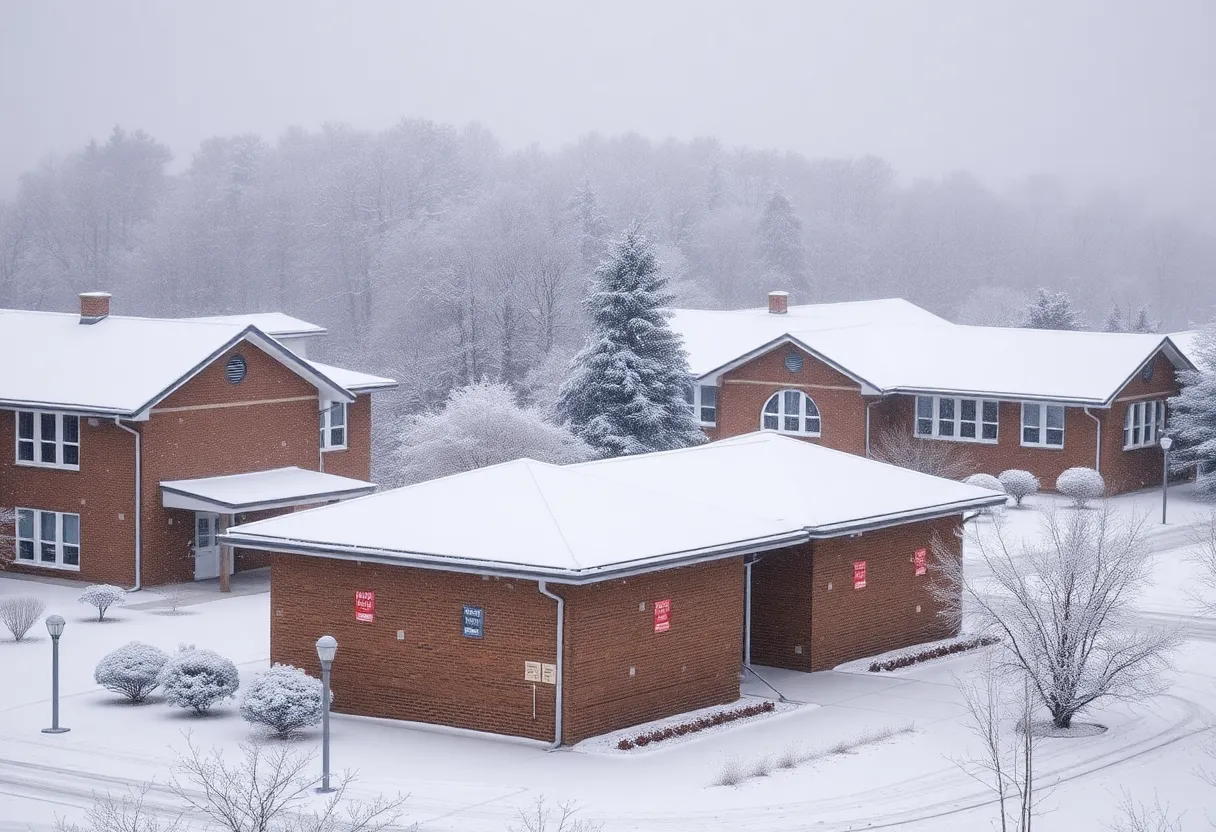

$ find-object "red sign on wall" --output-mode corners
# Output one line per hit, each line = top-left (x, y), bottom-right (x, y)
(914, 548), (927, 577)
(653, 599), (671, 633)
(853, 560), (867, 590)
(354, 590), (375, 622)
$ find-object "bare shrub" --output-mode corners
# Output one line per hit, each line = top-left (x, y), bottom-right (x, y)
(748, 756), (772, 778)
(170, 736), (408, 832)
(0, 595), (46, 641)
(54, 784), (184, 832)
(1110, 790), (1184, 832)
(776, 744), (802, 769)
(508, 797), (602, 832)
(998, 470), (1040, 507)
(936, 504), (1179, 729)
(711, 756), (745, 787)
(872, 427), (974, 479)
(79, 584), (126, 621)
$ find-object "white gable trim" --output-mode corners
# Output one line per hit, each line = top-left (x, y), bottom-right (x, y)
(695, 334), (879, 392)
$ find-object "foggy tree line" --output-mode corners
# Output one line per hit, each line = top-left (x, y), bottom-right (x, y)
(3, 121), (1215, 477)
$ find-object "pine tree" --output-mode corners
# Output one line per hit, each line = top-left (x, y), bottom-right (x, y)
(1131, 306), (1159, 334)
(1022, 288), (1085, 330)
(556, 227), (705, 457)
(1168, 324), (1216, 498)
(569, 177), (608, 272)
(758, 190), (806, 290)
(1103, 304), (1125, 332)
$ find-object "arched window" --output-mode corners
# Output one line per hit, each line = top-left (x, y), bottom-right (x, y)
(762, 390), (821, 436)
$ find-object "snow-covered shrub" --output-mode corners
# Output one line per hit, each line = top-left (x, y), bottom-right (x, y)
(79, 584), (126, 621)
(999, 469), (1041, 507)
(0, 595), (46, 641)
(964, 473), (1005, 493)
(239, 664), (326, 737)
(94, 642), (169, 703)
(1056, 467), (1106, 508)
(158, 645), (239, 714)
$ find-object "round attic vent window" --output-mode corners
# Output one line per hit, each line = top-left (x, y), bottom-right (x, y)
(1141, 362), (1154, 382)
(784, 352), (804, 373)
(225, 355), (248, 384)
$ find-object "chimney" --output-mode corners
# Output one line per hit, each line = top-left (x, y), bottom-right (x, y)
(767, 291), (789, 315)
(79, 291), (112, 324)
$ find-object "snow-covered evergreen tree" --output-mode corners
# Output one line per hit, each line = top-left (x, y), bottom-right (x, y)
(1131, 306), (1159, 333)
(393, 381), (591, 485)
(1103, 304), (1124, 332)
(1168, 323), (1216, 498)
(758, 190), (806, 290)
(556, 227), (706, 458)
(569, 177), (608, 272)
(1022, 288), (1085, 330)
(240, 664), (326, 737)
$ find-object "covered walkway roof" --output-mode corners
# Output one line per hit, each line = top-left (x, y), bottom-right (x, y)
(161, 467), (375, 514)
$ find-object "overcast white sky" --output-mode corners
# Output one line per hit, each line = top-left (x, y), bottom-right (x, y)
(2, 0), (1213, 219)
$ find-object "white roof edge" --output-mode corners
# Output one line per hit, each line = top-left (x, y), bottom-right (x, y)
(696, 333), (876, 389)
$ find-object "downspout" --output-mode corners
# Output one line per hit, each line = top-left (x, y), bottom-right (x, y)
(744, 559), (753, 667)
(1084, 407), (1102, 473)
(864, 398), (879, 458)
(536, 580), (565, 750)
(113, 419), (142, 592)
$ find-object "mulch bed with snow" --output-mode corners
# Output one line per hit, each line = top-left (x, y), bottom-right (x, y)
(834, 634), (1000, 675)
(574, 697), (799, 755)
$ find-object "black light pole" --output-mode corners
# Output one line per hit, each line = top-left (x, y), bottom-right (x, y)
(42, 615), (69, 734)
(315, 635), (337, 793)
(1159, 435), (1173, 524)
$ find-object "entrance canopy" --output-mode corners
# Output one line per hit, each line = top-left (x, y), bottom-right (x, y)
(161, 467), (375, 514)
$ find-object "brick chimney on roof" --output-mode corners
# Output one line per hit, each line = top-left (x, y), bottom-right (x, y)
(79, 292), (111, 324)
(767, 291), (789, 315)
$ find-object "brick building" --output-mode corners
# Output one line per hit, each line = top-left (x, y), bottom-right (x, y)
(223, 432), (1003, 745)
(674, 293), (1195, 493)
(0, 292), (395, 588)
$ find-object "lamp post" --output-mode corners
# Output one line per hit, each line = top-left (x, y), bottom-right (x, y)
(1159, 435), (1174, 524)
(42, 615), (68, 734)
(315, 635), (337, 793)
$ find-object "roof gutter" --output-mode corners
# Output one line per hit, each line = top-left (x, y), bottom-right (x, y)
(536, 581), (565, 749)
(112, 419), (143, 592)
(804, 495), (1007, 539)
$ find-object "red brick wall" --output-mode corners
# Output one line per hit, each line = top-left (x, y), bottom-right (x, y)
(1102, 352), (1180, 494)
(556, 557), (744, 743)
(0, 415), (139, 585)
(750, 518), (961, 673)
(717, 345), (868, 455)
(319, 394), (372, 481)
(269, 554), (745, 744)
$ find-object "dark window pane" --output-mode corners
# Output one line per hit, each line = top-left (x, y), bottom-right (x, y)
(960, 422), (977, 439)
(783, 391), (800, 415)
(17, 509), (33, 539)
(40, 512), (56, 542)
(17, 411), (34, 439)
(40, 413), (56, 441)
(62, 545), (79, 566)
(331, 428), (345, 447)
(764, 396), (779, 414)
(63, 445), (79, 466)
(916, 396), (933, 418)
(1046, 429), (1064, 446)
(804, 398), (820, 418)
(1132, 424), (1141, 445)
(939, 399), (955, 419)
(700, 385), (717, 407)
(982, 423), (998, 440)
(63, 416), (79, 443)
(961, 399), (977, 421)
(1024, 427), (1040, 444)
(17, 540), (33, 560)
(939, 420), (955, 437)
(62, 514), (79, 545)
(1047, 406), (1064, 429)
(40, 442), (56, 463)
(17, 440), (34, 461)
(763, 415), (778, 430)
(982, 401), (998, 423)
(784, 416), (799, 432)
(916, 418), (933, 436)
(41, 542), (56, 562)
(806, 417), (821, 434)
(700, 406), (716, 424)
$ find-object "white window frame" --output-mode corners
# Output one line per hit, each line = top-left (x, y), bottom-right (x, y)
(1123, 400), (1166, 450)
(761, 389), (821, 437)
(15, 508), (81, 571)
(14, 410), (80, 470)
(913, 395), (999, 444)
(320, 402), (347, 451)
(1020, 402), (1065, 449)
(684, 383), (718, 427)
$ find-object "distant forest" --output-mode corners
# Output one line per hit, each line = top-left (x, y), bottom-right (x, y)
(2, 121), (1213, 468)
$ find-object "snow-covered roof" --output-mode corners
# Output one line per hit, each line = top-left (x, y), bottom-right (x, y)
(222, 432), (1003, 583)
(161, 467), (376, 513)
(307, 360), (398, 392)
(0, 309), (353, 416)
(1168, 330), (1210, 370)
(179, 312), (327, 339)
(671, 298), (1191, 405)
(671, 298), (950, 377)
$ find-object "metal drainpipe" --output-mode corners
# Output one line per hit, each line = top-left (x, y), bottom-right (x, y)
(113, 418), (142, 592)
(864, 399), (879, 458)
(537, 580), (565, 749)
(1084, 407), (1102, 472)
(744, 560), (753, 667)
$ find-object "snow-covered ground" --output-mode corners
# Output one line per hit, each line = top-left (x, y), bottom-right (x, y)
(1, 484), (1214, 831)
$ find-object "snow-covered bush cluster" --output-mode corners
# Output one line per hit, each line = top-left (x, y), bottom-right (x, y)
(963, 473), (1005, 493)
(158, 644), (239, 714)
(0, 595), (45, 641)
(998, 469), (1040, 507)
(94, 642), (169, 703)
(79, 584), (126, 621)
(1056, 467), (1105, 508)
(240, 664), (326, 737)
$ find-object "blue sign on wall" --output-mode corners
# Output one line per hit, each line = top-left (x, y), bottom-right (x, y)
(462, 605), (484, 639)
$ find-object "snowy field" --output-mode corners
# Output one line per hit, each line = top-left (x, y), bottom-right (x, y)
(2, 484), (1215, 831)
